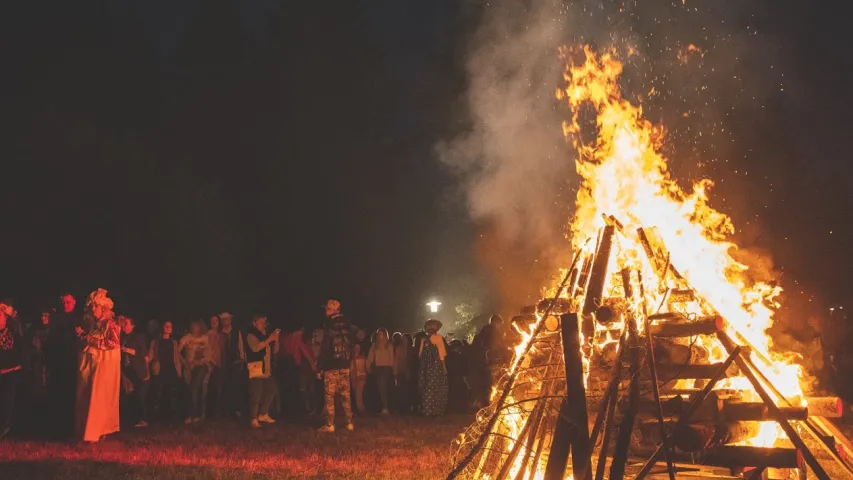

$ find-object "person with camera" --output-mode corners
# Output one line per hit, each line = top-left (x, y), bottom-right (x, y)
(245, 314), (280, 428)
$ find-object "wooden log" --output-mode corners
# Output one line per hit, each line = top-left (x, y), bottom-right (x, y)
(673, 422), (762, 452)
(653, 362), (739, 380)
(574, 253), (594, 298)
(649, 316), (725, 338)
(653, 337), (710, 366)
(721, 403), (808, 422)
(805, 397), (843, 419)
(537, 298), (573, 315)
(667, 289), (696, 304)
(582, 226), (615, 318)
(686, 446), (802, 469)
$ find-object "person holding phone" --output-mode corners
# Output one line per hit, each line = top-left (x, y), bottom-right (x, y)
(245, 314), (280, 428)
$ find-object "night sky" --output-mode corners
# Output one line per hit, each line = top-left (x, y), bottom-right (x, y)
(0, 1), (850, 335)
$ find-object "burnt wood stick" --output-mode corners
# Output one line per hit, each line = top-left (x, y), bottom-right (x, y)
(594, 373), (620, 480)
(609, 345), (642, 480)
(633, 346), (742, 480)
(715, 332), (830, 480)
(649, 315), (725, 338)
(574, 253), (594, 298)
(543, 313), (592, 480)
(582, 226), (615, 318)
(638, 269), (676, 480)
(672, 421), (762, 452)
(590, 331), (627, 446)
(610, 293), (643, 480)
(513, 360), (558, 480)
(636, 227), (684, 281)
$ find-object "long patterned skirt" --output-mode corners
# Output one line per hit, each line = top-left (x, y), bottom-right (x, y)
(76, 347), (121, 442)
(418, 343), (448, 416)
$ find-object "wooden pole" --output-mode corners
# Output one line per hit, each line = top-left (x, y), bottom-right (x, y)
(716, 332), (830, 480)
(582, 226), (615, 338)
(638, 269), (676, 480)
(543, 313), (592, 480)
(609, 334), (641, 479)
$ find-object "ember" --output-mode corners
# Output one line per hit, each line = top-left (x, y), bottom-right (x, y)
(449, 46), (853, 480)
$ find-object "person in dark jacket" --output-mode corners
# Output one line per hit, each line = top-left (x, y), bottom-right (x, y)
(120, 316), (150, 427)
(0, 302), (24, 438)
(317, 299), (355, 433)
(47, 293), (83, 439)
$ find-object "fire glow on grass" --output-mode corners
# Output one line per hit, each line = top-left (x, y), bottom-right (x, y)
(452, 44), (810, 479)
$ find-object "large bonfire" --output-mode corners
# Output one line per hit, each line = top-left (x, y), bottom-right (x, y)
(449, 46), (849, 480)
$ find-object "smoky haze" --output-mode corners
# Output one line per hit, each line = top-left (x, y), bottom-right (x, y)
(438, 0), (811, 335)
(438, 0), (577, 312)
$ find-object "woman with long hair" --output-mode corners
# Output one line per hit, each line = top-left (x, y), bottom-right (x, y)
(75, 289), (122, 442)
(392, 332), (411, 413)
(367, 328), (394, 414)
(418, 319), (448, 417)
(179, 319), (213, 423)
(148, 320), (183, 423)
(350, 328), (368, 415)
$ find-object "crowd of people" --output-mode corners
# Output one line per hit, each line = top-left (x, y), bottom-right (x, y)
(0, 292), (518, 441)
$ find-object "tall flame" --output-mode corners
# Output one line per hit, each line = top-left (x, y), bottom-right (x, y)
(558, 45), (802, 446)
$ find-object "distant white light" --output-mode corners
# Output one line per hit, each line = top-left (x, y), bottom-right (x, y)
(426, 300), (441, 313)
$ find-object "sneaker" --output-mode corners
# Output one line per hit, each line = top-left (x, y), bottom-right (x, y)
(184, 418), (193, 425)
(250, 419), (262, 429)
(258, 414), (276, 424)
(134, 421), (149, 428)
(381, 409), (390, 415)
(317, 424), (335, 433)
(192, 417), (202, 423)
(346, 423), (354, 431)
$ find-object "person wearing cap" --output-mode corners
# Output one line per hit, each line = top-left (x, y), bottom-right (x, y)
(317, 299), (355, 432)
(418, 319), (448, 416)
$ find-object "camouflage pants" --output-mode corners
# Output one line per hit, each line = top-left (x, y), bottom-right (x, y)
(323, 368), (352, 426)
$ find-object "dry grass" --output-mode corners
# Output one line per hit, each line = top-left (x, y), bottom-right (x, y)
(0, 415), (472, 480)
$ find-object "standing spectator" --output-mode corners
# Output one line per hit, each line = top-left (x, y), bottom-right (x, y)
(245, 314), (280, 428)
(145, 319), (160, 345)
(220, 313), (245, 418)
(47, 293), (82, 439)
(317, 299), (355, 433)
(206, 315), (225, 418)
(76, 289), (122, 443)
(0, 302), (23, 439)
(149, 321), (183, 424)
(179, 319), (214, 423)
(447, 340), (470, 413)
(120, 316), (150, 427)
(418, 319), (448, 417)
(28, 310), (51, 420)
(351, 328), (368, 415)
(286, 326), (316, 415)
(392, 332), (412, 414)
(367, 328), (395, 415)
(307, 328), (324, 415)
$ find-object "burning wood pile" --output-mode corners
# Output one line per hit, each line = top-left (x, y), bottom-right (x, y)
(448, 47), (853, 480)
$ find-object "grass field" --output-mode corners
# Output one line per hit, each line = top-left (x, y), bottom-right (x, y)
(0, 415), (473, 480)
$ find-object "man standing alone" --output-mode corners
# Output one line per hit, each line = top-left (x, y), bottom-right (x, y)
(317, 299), (354, 433)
